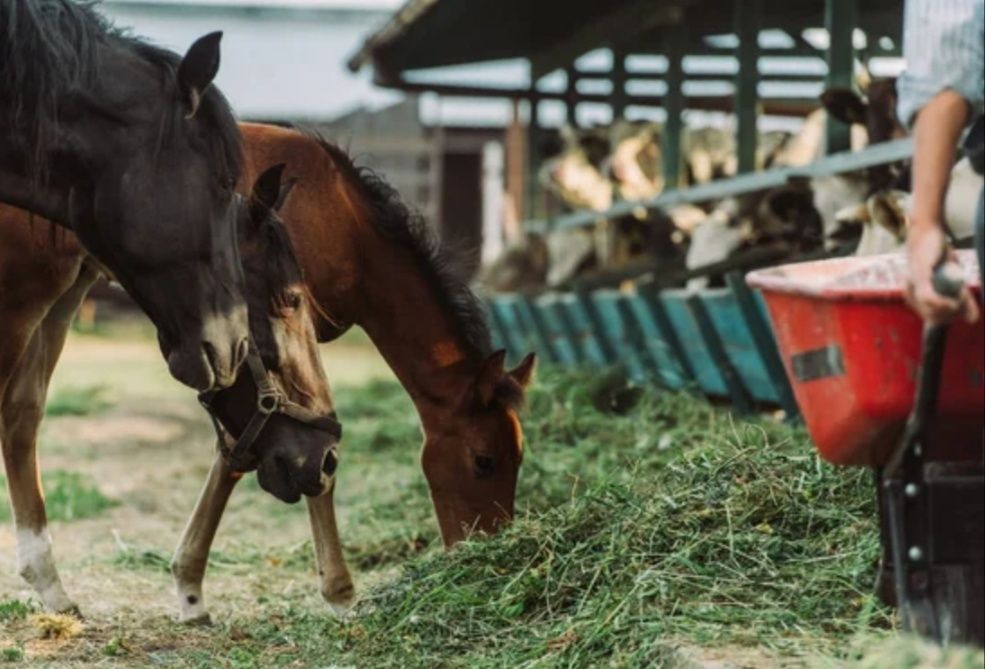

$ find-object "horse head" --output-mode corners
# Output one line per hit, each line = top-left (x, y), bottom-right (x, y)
(199, 165), (340, 503)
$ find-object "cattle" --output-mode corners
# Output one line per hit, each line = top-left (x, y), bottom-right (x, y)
(482, 73), (981, 295)
(817, 79), (981, 255)
(835, 158), (982, 256)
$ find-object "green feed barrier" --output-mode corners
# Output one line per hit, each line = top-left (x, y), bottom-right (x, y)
(485, 276), (798, 417)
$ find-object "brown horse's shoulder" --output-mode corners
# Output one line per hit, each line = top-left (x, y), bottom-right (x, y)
(0, 204), (86, 262)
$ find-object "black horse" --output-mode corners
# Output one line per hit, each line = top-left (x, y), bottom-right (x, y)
(0, 0), (248, 391)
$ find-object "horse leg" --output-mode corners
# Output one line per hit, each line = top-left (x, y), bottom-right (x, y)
(171, 450), (241, 624)
(1, 331), (77, 614)
(306, 481), (355, 615)
(0, 264), (97, 615)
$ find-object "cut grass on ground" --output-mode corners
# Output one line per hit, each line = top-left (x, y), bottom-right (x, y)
(118, 369), (903, 667)
(216, 368), (891, 668)
(5, 366), (981, 668)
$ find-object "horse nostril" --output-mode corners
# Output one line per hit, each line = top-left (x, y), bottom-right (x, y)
(233, 337), (249, 369)
(201, 341), (219, 374)
(321, 447), (339, 476)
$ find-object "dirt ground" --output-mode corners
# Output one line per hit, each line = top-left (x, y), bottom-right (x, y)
(0, 325), (397, 666)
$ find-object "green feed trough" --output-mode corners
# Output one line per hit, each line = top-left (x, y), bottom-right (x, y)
(485, 272), (799, 418)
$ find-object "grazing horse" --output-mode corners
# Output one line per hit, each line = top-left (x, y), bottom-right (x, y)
(0, 0), (250, 391)
(1, 124), (535, 621)
(0, 167), (341, 617)
(237, 124), (536, 541)
(175, 125), (536, 621)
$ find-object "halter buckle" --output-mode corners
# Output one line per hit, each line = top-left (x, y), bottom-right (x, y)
(257, 391), (280, 415)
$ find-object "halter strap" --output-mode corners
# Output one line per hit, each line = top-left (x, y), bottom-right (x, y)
(198, 338), (342, 471)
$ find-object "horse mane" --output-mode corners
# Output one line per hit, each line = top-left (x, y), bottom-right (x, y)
(0, 0), (242, 181)
(305, 132), (494, 363)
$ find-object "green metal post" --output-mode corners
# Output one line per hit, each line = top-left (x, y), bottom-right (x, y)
(734, 0), (760, 174)
(565, 65), (578, 126)
(526, 94), (541, 219)
(825, 0), (857, 154)
(611, 48), (628, 121)
(663, 29), (685, 189)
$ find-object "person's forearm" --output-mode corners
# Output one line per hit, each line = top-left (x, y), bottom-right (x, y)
(910, 88), (971, 230)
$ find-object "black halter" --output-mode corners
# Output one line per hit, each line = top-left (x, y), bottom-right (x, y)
(197, 338), (343, 471)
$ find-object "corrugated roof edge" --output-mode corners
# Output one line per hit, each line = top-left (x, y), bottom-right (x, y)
(346, 0), (439, 73)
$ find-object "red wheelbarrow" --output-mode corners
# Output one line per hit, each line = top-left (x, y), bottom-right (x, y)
(748, 251), (984, 647)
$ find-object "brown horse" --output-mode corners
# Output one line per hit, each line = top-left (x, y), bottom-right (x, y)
(2, 123), (534, 621)
(173, 124), (535, 621)
(238, 124), (535, 539)
(0, 167), (343, 617)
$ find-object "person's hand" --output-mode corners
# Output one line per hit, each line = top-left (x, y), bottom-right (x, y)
(905, 223), (980, 324)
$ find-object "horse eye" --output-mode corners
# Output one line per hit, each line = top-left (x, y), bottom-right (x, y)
(284, 291), (303, 310)
(473, 455), (496, 479)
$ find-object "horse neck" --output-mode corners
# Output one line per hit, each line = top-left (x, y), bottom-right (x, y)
(351, 229), (480, 432)
(0, 169), (76, 228)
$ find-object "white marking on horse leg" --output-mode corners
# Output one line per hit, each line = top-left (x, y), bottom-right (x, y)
(306, 483), (355, 617)
(172, 554), (210, 624)
(171, 451), (239, 624)
(16, 527), (75, 613)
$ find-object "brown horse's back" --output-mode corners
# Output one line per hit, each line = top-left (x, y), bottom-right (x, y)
(239, 123), (366, 338)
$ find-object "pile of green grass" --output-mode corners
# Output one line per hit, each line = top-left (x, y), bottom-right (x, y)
(207, 368), (890, 667)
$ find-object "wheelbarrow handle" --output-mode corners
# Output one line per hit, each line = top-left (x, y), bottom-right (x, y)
(931, 261), (965, 300)
(884, 261), (965, 475)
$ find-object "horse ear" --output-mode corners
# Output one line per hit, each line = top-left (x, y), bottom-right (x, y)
(178, 31), (223, 118)
(252, 164), (286, 211)
(820, 87), (867, 126)
(475, 349), (507, 406)
(508, 353), (536, 389)
(274, 177), (298, 212)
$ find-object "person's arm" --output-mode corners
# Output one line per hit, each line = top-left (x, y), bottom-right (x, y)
(906, 89), (980, 324)
(898, 0), (984, 323)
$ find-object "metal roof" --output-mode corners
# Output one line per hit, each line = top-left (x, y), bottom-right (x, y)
(348, 0), (903, 79)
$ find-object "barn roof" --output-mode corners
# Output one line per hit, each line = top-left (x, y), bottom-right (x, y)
(348, 0), (903, 80)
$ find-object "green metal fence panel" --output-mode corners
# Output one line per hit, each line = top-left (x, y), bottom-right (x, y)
(726, 273), (801, 419)
(513, 295), (559, 363)
(686, 293), (754, 413)
(488, 296), (534, 362)
(588, 290), (651, 382)
(660, 290), (729, 396)
(533, 293), (582, 366)
(698, 288), (780, 404)
(559, 293), (611, 366)
(623, 293), (691, 389)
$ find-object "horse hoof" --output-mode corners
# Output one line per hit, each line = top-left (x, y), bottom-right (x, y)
(179, 612), (212, 627)
(57, 604), (85, 621)
(327, 600), (355, 620)
(321, 580), (356, 619)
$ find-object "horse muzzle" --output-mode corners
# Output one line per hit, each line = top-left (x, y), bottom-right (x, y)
(256, 434), (339, 504)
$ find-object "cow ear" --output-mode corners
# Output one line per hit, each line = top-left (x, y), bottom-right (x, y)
(507, 353), (537, 389)
(821, 87), (868, 126)
(475, 350), (507, 406)
(868, 190), (910, 240)
(178, 31), (223, 118)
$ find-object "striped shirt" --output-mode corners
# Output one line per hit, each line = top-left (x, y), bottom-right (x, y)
(897, 0), (985, 126)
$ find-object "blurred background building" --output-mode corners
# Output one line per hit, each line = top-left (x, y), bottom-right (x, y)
(101, 0), (906, 280)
